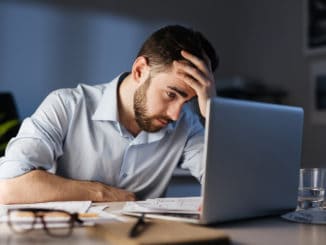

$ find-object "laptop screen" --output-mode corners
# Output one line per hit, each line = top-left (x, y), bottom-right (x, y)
(201, 97), (304, 224)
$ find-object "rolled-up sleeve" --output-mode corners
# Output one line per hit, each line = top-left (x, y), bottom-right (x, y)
(0, 90), (70, 179)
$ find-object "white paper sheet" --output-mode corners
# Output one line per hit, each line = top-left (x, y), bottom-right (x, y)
(0, 201), (122, 228)
(0, 200), (92, 214)
(123, 196), (202, 214)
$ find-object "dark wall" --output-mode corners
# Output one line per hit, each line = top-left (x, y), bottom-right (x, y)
(1, 0), (326, 168)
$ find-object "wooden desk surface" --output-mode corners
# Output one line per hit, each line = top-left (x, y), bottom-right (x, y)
(217, 216), (326, 245)
(1, 202), (325, 245)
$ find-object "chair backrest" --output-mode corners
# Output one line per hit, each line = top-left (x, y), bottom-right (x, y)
(0, 92), (20, 156)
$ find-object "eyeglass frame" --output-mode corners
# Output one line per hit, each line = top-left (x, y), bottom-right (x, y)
(7, 208), (84, 237)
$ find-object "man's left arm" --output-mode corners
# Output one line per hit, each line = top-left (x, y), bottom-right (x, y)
(179, 126), (205, 183)
(174, 50), (216, 181)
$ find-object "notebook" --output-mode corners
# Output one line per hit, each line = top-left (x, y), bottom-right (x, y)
(124, 97), (304, 224)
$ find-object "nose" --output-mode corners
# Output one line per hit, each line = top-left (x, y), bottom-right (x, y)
(166, 104), (183, 121)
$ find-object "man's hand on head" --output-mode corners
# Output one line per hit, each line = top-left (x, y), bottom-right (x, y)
(173, 50), (216, 118)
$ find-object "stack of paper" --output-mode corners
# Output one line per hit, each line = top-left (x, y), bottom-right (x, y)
(0, 201), (122, 228)
(1, 200), (92, 214)
(123, 197), (202, 214)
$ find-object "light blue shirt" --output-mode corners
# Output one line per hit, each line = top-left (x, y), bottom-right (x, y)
(0, 73), (205, 199)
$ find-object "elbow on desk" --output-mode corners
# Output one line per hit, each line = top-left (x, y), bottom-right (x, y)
(0, 179), (12, 205)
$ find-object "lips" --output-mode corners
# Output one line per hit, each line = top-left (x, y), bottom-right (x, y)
(157, 119), (168, 126)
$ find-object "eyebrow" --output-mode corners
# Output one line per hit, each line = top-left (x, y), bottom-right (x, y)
(167, 86), (188, 98)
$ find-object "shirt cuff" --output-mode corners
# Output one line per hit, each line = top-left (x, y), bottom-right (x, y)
(0, 160), (36, 179)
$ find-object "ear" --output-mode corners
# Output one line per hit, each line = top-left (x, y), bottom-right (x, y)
(131, 56), (150, 84)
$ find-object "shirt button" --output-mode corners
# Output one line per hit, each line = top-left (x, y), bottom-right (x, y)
(122, 173), (128, 178)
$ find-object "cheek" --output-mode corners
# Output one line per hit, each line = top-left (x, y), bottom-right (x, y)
(146, 91), (166, 115)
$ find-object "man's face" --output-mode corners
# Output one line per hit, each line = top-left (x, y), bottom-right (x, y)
(134, 68), (196, 132)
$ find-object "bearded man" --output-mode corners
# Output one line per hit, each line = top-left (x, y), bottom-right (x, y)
(0, 25), (218, 204)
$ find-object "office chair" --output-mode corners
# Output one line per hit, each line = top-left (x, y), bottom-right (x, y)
(0, 92), (20, 156)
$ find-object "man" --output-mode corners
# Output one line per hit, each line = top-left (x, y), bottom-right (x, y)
(0, 25), (218, 204)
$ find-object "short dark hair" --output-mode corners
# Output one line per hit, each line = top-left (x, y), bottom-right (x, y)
(137, 25), (219, 72)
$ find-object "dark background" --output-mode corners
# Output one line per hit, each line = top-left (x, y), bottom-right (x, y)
(0, 0), (325, 168)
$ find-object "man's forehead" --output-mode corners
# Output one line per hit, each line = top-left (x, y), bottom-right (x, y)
(167, 79), (196, 98)
(150, 66), (196, 98)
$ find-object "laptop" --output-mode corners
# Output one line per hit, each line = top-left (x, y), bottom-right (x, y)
(200, 97), (304, 224)
(123, 97), (304, 224)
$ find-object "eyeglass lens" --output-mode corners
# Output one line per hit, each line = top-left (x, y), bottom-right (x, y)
(8, 210), (75, 237)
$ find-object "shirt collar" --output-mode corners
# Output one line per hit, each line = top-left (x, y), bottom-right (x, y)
(91, 72), (176, 143)
(91, 73), (127, 121)
(135, 123), (174, 144)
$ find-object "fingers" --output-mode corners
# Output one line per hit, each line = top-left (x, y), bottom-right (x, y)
(174, 61), (208, 89)
(108, 188), (136, 201)
(181, 50), (212, 74)
(124, 191), (137, 201)
(173, 51), (215, 94)
(99, 184), (136, 202)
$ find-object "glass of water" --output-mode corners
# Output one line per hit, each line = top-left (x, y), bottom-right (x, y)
(297, 168), (325, 210)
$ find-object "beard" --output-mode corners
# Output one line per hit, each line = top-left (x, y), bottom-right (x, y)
(133, 78), (172, 132)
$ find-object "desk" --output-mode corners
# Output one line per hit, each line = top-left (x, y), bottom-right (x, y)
(1, 202), (325, 245)
(217, 217), (325, 245)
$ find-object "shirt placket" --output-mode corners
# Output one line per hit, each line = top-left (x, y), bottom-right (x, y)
(119, 138), (140, 181)
(118, 125), (138, 181)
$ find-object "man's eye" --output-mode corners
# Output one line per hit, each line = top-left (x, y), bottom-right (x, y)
(166, 91), (176, 99)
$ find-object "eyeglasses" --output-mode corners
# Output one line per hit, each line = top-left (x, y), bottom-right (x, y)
(7, 208), (83, 237)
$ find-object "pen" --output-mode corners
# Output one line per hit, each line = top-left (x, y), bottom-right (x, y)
(128, 213), (148, 238)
